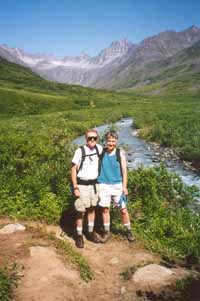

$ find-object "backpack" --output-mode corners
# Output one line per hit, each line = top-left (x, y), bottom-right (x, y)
(99, 147), (123, 177)
(78, 144), (100, 172)
(71, 145), (100, 194)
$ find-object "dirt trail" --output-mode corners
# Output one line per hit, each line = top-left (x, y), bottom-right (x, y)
(47, 224), (158, 300)
(0, 219), (158, 301)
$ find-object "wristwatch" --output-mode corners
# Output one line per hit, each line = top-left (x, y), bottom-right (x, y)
(74, 187), (79, 190)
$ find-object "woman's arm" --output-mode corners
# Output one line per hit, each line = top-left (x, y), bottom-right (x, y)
(120, 149), (128, 195)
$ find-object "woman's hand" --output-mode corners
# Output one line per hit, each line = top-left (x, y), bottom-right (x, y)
(122, 186), (128, 196)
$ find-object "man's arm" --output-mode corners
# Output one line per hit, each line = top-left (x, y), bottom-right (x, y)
(120, 149), (128, 195)
(71, 148), (82, 197)
(71, 163), (80, 197)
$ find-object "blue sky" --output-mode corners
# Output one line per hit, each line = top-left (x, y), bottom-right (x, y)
(0, 0), (200, 58)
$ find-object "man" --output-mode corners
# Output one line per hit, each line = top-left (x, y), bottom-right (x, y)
(71, 129), (102, 248)
(98, 130), (135, 242)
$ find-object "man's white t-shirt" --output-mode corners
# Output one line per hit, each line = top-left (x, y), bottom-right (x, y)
(72, 144), (102, 180)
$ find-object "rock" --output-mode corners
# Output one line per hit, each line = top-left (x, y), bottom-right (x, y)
(109, 257), (119, 265)
(0, 223), (25, 234)
(152, 158), (159, 163)
(132, 130), (139, 137)
(41, 276), (48, 282)
(132, 264), (175, 288)
(95, 270), (104, 275)
(132, 264), (198, 300)
(120, 286), (126, 294)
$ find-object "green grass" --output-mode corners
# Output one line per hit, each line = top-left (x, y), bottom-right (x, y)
(0, 264), (19, 301)
(53, 238), (94, 282)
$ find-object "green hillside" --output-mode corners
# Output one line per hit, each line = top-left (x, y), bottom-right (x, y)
(0, 55), (94, 93)
(0, 56), (126, 116)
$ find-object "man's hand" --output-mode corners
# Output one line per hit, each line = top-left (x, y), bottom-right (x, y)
(74, 187), (80, 197)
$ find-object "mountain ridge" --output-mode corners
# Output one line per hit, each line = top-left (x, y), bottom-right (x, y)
(1, 25), (200, 89)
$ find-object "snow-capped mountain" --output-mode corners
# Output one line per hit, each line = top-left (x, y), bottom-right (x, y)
(0, 39), (133, 70)
(1, 26), (200, 88)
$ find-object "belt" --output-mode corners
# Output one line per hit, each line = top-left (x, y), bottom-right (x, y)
(77, 178), (97, 194)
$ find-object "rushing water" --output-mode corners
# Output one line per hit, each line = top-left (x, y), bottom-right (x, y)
(73, 118), (200, 193)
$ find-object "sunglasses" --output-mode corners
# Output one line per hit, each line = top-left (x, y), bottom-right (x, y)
(87, 136), (98, 141)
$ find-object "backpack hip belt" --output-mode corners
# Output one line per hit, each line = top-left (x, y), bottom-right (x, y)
(77, 178), (97, 194)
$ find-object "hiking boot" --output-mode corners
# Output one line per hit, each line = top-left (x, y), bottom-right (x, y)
(99, 231), (111, 243)
(126, 230), (135, 242)
(75, 235), (84, 248)
(87, 231), (101, 243)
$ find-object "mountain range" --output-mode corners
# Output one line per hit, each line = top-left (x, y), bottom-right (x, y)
(1, 25), (200, 89)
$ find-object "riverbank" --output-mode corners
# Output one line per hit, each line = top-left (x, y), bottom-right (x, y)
(132, 127), (200, 177)
(148, 141), (198, 173)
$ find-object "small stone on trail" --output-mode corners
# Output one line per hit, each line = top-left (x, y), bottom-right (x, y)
(0, 223), (25, 234)
(121, 286), (126, 294)
(109, 257), (119, 265)
(41, 276), (48, 282)
(95, 270), (104, 275)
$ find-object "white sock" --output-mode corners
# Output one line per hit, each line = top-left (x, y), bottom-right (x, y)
(104, 223), (110, 232)
(123, 222), (131, 230)
(76, 226), (83, 236)
(88, 222), (94, 233)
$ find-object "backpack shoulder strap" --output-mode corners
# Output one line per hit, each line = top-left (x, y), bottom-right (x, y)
(98, 147), (107, 174)
(116, 147), (121, 162)
(79, 145), (100, 172)
(94, 144), (100, 158)
(78, 146), (86, 171)
(100, 147), (107, 160)
(116, 148), (123, 177)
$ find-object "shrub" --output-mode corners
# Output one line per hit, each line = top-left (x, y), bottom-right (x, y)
(0, 263), (19, 301)
(126, 166), (200, 262)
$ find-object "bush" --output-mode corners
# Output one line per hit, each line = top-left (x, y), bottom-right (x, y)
(126, 166), (200, 262)
(0, 263), (19, 301)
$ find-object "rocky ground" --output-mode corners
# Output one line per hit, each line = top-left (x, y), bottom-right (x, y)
(0, 218), (200, 301)
(148, 141), (198, 172)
